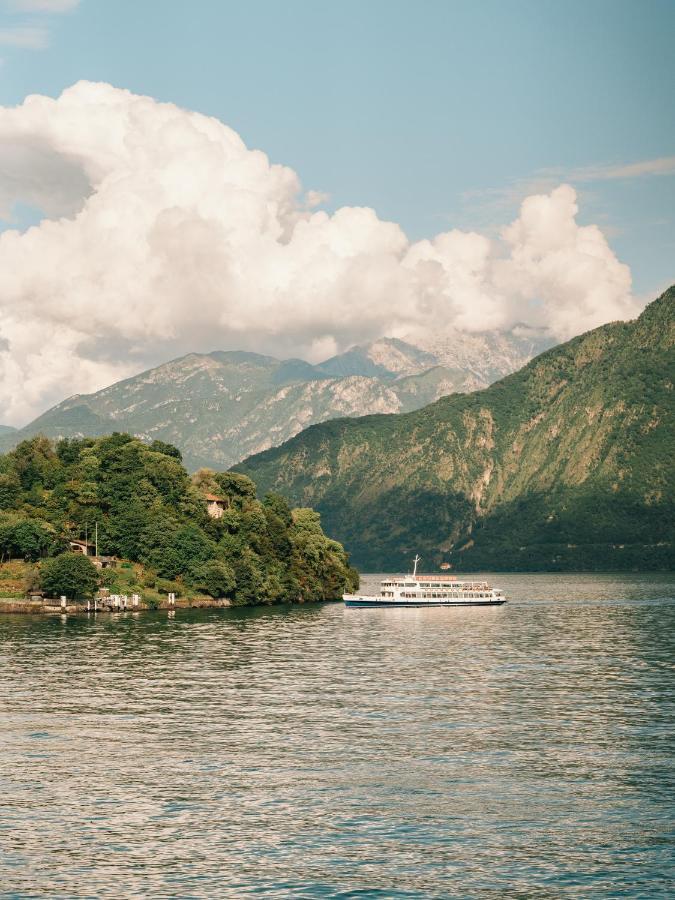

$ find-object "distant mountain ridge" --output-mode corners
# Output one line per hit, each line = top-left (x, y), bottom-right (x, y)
(318, 338), (439, 379)
(0, 331), (547, 470)
(236, 287), (675, 572)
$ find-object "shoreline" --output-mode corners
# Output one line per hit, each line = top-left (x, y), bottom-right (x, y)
(0, 597), (232, 615)
(0, 596), (342, 615)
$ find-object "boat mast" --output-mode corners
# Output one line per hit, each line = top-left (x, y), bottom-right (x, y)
(412, 554), (421, 577)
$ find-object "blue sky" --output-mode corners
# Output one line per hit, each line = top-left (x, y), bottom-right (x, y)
(1, 0), (673, 296)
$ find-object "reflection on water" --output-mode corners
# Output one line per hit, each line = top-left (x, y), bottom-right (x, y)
(1, 573), (674, 898)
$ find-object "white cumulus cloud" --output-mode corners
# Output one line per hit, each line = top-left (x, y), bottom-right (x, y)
(0, 81), (640, 425)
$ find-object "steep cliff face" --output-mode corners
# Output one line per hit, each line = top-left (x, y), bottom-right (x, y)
(236, 288), (675, 571)
(0, 332), (545, 471)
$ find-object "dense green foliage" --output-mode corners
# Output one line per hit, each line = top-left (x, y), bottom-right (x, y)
(0, 433), (358, 602)
(40, 553), (99, 600)
(237, 288), (675, 572)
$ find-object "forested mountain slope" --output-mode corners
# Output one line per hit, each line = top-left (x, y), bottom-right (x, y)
(237, 288), (675, 571)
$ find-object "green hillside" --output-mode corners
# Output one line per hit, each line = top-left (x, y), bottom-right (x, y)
(236, 287), (675, 572)
(0, 433), (358, 603)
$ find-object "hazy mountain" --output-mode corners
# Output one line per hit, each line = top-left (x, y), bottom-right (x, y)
(318, 332), (551, 383)
(412, 329), (553, 387)
(0, 425), (16, 435)
(0, 332), (547, 470)
(317, 338), (439, 379)
(236, 287), (675, 572)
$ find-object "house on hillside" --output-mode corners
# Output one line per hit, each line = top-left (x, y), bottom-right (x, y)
(69, 539), (95, 556)
(205, 493), (227, 519)
(68, 539), (116, 568)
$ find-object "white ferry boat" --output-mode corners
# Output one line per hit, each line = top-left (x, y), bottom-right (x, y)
(343, 556), (506, 608)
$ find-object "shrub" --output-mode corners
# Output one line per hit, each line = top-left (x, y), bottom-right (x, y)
(99, 569), (120, 590)
(23, 565), (41, 595)
(40, 553), (99, 600)
(156, 578), (181, 596)
(192, 560), (236, 599)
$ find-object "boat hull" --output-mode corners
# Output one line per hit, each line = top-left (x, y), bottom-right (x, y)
(344, 598), (506, 608)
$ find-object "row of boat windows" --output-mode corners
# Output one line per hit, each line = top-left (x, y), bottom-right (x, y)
(382, 581), (488, 591)
(380, 591), (493, 599)
(382, 582), (419, 588)
(381, 582), (489, 589)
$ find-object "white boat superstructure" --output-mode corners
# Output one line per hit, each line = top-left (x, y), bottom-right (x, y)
(343, 556), (506, 608)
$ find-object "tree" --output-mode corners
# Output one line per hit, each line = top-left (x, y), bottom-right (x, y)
(0, 519), (54, 562)
(10, 436), (61, 491)
(151, 547), (183, 580)
(263, 492), (293, 525)
(111, 501), (152, 560)
(0, 473), (21, 509)
(143, 453), (188, 504)
(23, 565), (41, 596)
(192, 560), (236, 599)
(149, 439), (182, 462)
(215, 472), (257, 502)
(191, 467), (221, 495)
(40, 553), (99, 600)
(171, 524), (215, 573)
(11, 521), (54, 561)
(138, 515), (178, 566)
(99, 568), (121, 592)
(291, 508), (323, 533)
(56, 437), (95, 467)
(232, 551), (265, 605)
(263, 493), (292, 555)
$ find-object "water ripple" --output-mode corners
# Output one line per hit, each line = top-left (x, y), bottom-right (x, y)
(0, 573), (674, 898)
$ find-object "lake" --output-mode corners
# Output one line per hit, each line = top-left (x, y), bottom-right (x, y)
(1, 573), (674, 898)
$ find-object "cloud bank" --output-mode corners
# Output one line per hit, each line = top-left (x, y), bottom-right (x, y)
(0, 82), (639, 424)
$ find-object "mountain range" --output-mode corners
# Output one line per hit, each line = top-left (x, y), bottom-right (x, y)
(0, 331), (547, 471)
(236, 287), (675, 572)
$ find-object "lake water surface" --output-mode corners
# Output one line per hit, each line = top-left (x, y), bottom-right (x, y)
(1, 573), (674, 898)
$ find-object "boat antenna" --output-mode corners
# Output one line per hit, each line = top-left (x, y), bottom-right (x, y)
(412, 554), (421, 577)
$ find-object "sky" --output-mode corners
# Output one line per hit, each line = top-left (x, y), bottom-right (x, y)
(0, 0), (673, 424)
